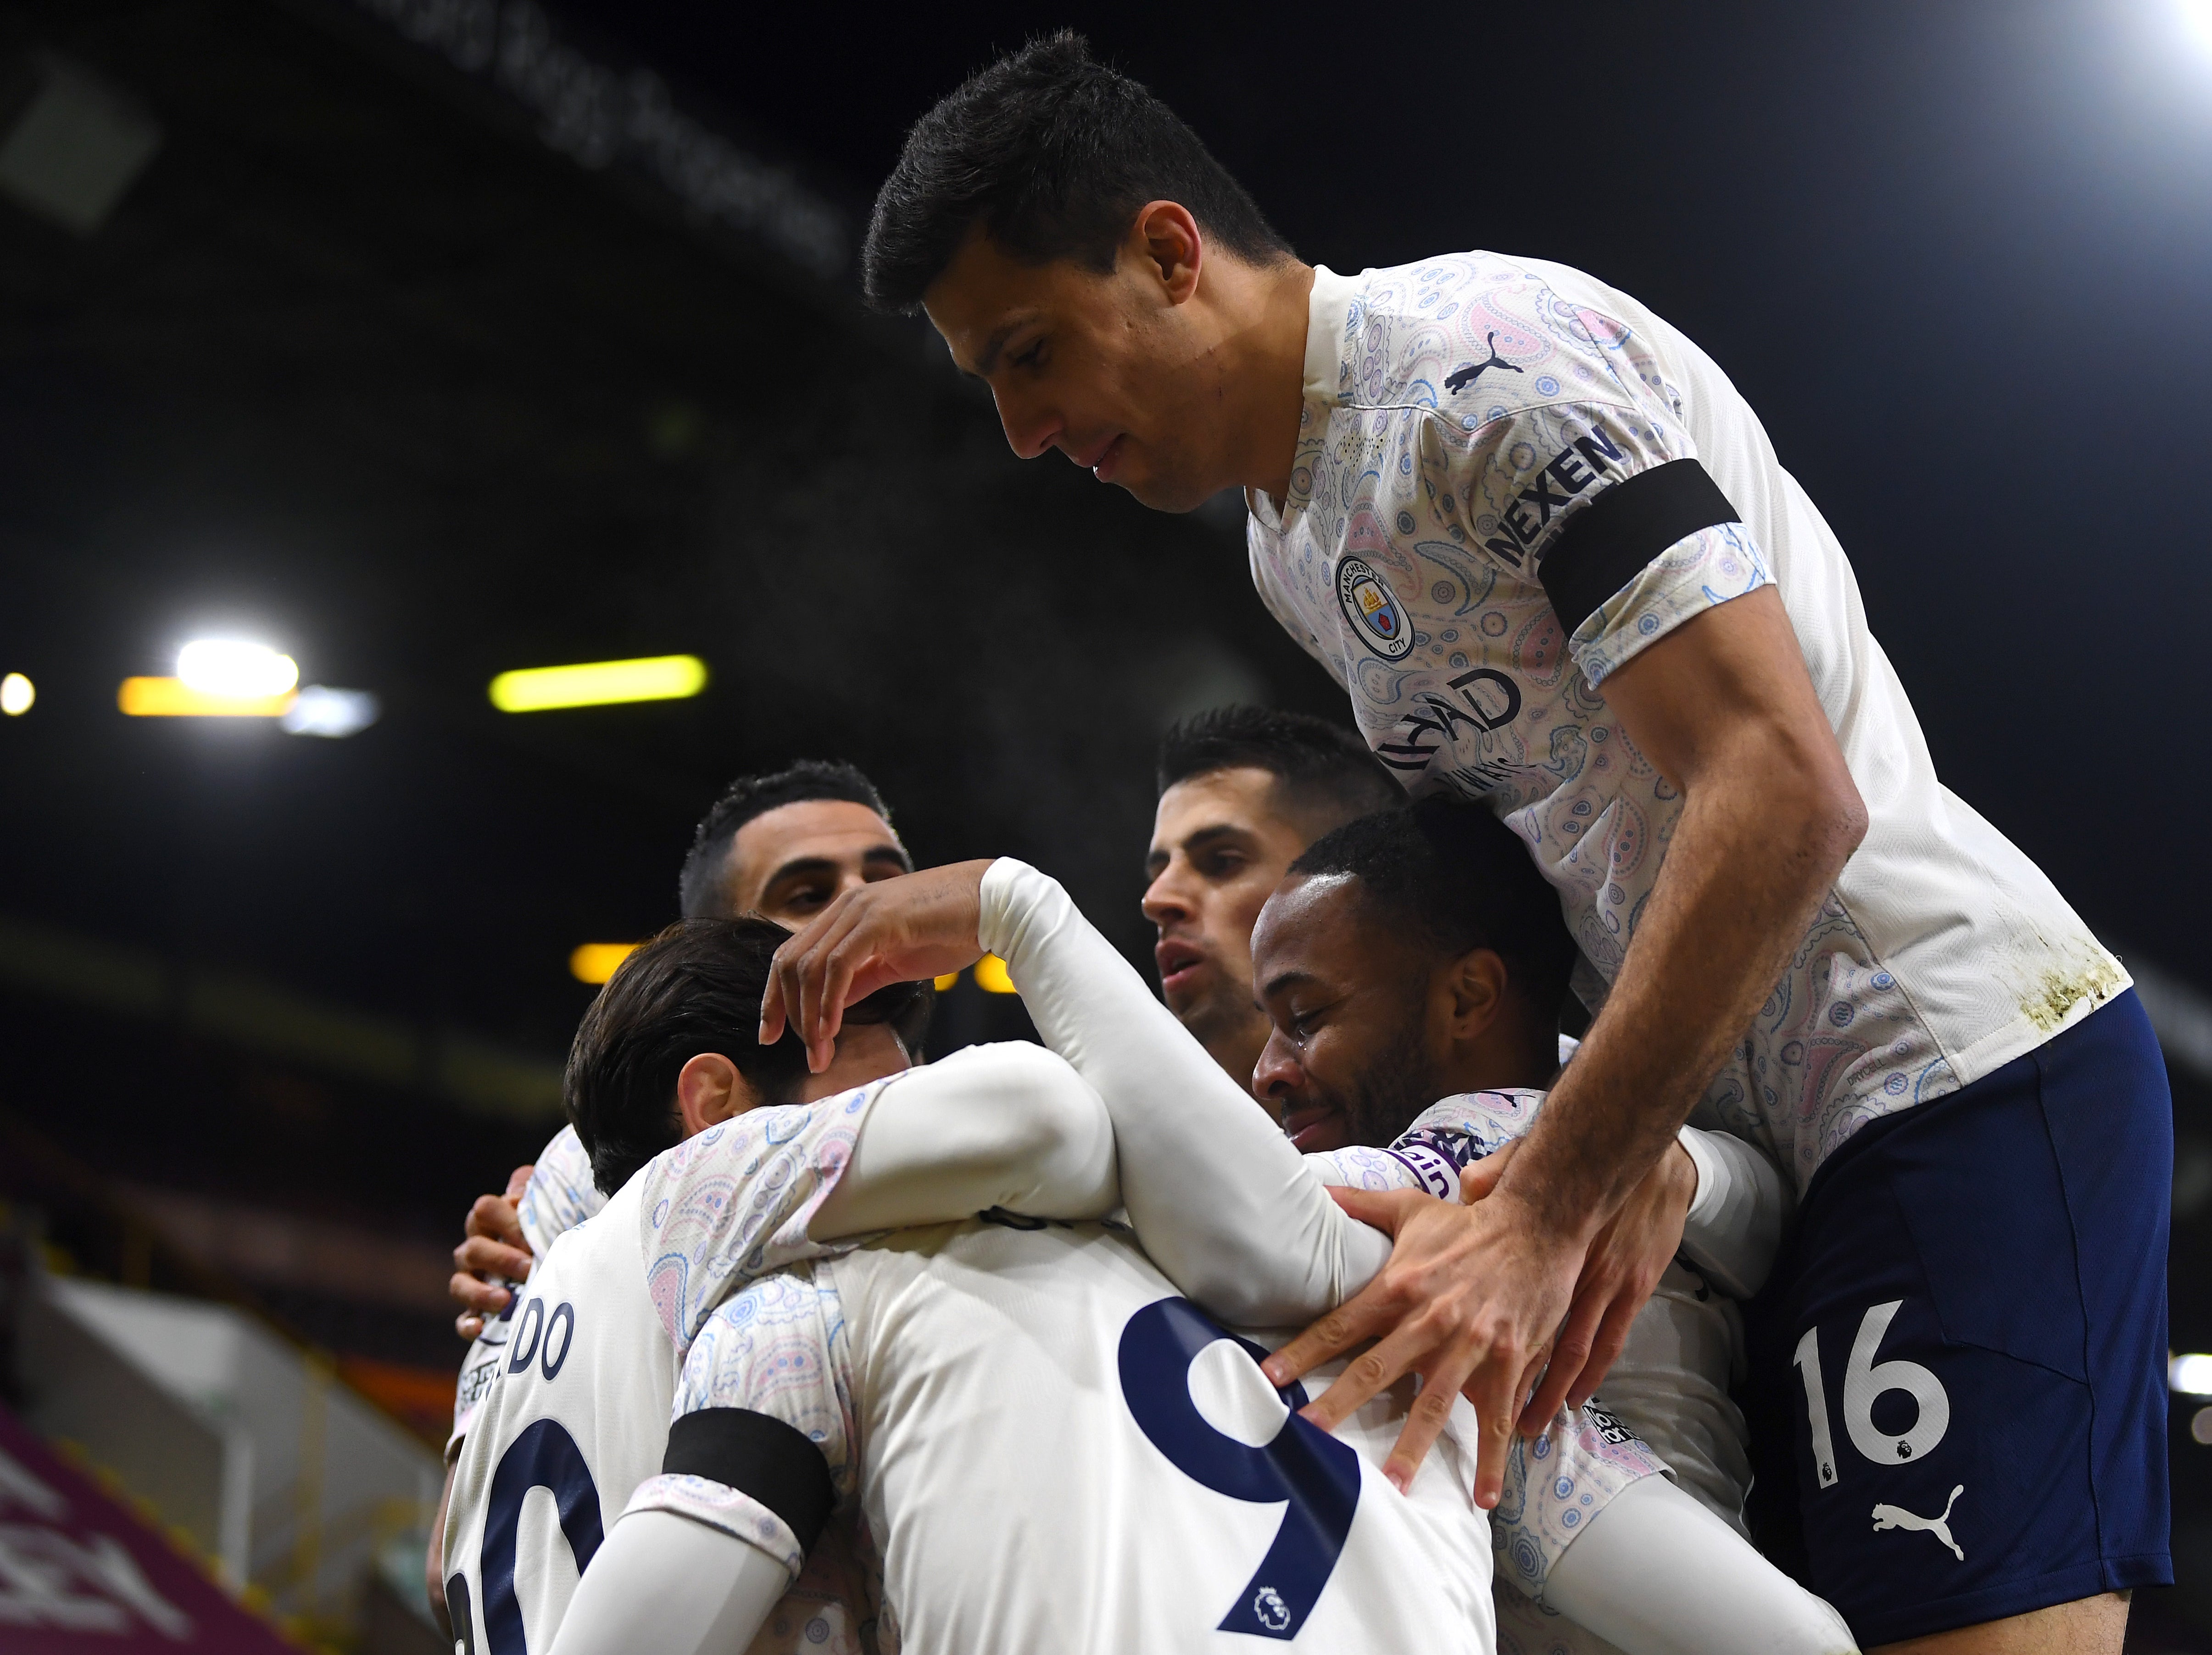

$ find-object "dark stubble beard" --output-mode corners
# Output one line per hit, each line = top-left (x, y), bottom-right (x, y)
(1339, 1011), (1448, 1149)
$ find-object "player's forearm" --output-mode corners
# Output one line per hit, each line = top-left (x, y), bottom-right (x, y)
(1507, 736), (1860, 1245)
(808, 1043), (1120, 1236)
(547, 1511), (789, 1655)
(981, 858), (1387, 1323)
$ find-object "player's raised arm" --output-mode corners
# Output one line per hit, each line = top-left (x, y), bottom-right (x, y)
(768, 856), (1390, 1326)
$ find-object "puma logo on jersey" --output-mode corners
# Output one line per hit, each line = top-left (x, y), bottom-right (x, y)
(1445, 333), (1524, 393)
(1872, 1484), (1965, 1562)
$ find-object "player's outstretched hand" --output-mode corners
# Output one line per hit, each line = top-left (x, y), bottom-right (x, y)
(450, 1163), (534, 1340)
(1519, 1141), (1695, 1428)
(762, 859), (999, 1072)
(1258, 1184), (1580, 1508)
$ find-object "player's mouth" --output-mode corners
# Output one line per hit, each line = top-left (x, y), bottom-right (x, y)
(1154, 938), (1206, 1000)
(1280, 1102), (1348, 1154)
(1087, 433), (1127, 483)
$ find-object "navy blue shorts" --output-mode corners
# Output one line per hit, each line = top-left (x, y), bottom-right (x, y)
(1744, 990), (2173, 1645)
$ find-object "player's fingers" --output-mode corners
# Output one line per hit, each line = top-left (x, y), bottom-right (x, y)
(1460, 1339), (1535, 1510)
(795, 906), (870, 1066)
(454, 1311), (483, 1341)
(1320, 1183), (1436, 1236)
(454, 1236), (534, 1282)
(1260, 1292), (1397, 1387)
(449, 1270), (512, 1317)
(1562, 1292), (1642, 1412)
(501, 1163), (535, 1204)
(465, 1196), (528, 1252)
(1456, 1138), (1521, 1204)
(1518, 1291), (1602, 1433)
(1379, 1343), (1481, 1492)
(1293, 1314), (1448, 1435)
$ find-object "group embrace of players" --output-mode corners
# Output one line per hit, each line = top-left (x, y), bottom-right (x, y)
(427, 33), (2173, 1655)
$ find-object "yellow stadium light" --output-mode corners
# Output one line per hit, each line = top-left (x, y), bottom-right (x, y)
(119, 677), (295, 717)
(490, 655), (708, 713)
(0, 673), (31, 715)
(974, 953), (1017, 994)
(570, 943), (639, 984)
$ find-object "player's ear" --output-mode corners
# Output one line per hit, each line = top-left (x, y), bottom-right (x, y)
(1129, 200), (1203, 304)
(1443, 948), (1510, 1043)
(675, 1052), (755, 1135)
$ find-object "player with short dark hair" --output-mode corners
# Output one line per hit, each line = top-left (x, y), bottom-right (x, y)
(563, 916), (929, 1196)
(1145, 705), (1399, 1090)
(863, 30), (1292, 315)
(677, 759), (908, 923)
(875, 35), (2169, 1650)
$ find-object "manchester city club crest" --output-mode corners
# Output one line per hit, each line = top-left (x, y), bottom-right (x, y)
(1335, 557), (1412, 660)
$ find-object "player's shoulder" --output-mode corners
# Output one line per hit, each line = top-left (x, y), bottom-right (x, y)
(518, 1122), (607, 1254)
(1337, 250), (1642, 428)
(1396, 1089), (1547, 1161)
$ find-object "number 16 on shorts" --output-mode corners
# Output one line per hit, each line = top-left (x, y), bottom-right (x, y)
(1793, 1300), (1951, 1487)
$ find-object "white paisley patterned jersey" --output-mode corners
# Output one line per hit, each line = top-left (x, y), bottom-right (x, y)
(632, 1218), (1498, 1655)
(1248, 253), (2129, 1186)
(452, 1124), (608, 1450)
(440, 1085), (906, 1655)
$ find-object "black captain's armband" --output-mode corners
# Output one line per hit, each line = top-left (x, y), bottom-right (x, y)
(663, 1408), (835, 1552)
(1538, 458), (1740, 637)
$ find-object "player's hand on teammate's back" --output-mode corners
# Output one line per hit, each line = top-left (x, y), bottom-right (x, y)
(449, 1163), (534, 1339)
(1260, 1184), (1579, 1508)
(763, 858), (998, 1072)
(1260, 1143), (1692, 1508)
(1528, 1142), (1697, 1425)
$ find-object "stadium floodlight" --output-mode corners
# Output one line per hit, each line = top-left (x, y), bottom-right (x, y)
(119, 677), (293, 716)
(570, 943), (639, 984)
(2170, 1353), (2212, 1395)
(0, 673), (31, 715)
(489, 654), (708, 713)
(973, 953), (1018, 994)
(178, 639), (298, 699)
(281, 686), (381, 738)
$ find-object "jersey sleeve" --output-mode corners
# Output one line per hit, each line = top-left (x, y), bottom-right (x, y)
(516, 1123), (607, 1254)
(1423, 366), (1771, 686)
(1489, 1399), (1669, 1606)
(635, 1088), (878, 1359)
(622, 1272), (854, 1580)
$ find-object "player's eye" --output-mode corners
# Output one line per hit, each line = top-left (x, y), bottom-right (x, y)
(1012, 339), (1046, 369)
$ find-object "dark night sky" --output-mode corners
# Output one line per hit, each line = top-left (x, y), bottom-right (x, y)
(564, 0), (2212, 978)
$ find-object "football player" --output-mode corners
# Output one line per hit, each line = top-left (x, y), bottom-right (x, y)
(867, 36), (2168, 1649)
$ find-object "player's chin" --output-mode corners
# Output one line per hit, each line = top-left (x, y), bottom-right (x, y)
(1118, 457), (1210, 514)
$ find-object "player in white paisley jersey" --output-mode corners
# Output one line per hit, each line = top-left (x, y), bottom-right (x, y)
(1248, 250), (2127, 1183)
(882, 50), (2166, 1647)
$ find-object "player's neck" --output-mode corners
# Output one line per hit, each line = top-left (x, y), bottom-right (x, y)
(1203, 256), (1314, 504)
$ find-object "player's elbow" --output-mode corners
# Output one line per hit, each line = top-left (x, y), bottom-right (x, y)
(1742, 721), (1866, 886)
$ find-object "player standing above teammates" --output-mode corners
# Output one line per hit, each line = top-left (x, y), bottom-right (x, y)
(862, 35), (2170, 1651)
(1144, 705), (1400, 1095)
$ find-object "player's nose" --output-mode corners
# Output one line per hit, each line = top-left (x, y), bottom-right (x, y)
(1252, 1027), (1304, 1105)
(991, 386), (1060, 461)
(1140, 867), (1192, 927)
